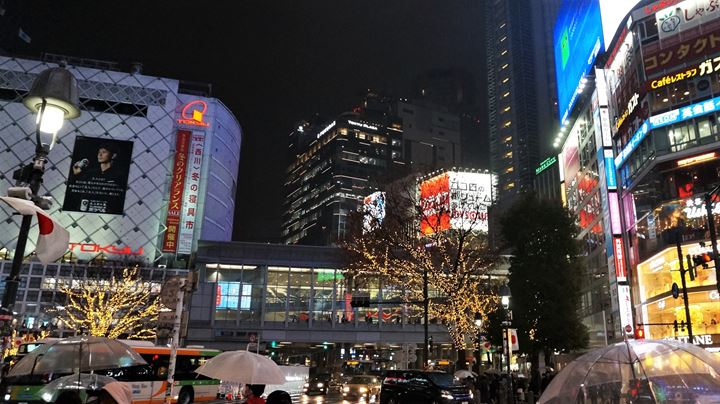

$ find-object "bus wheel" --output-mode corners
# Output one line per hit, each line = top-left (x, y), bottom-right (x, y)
(178, 387), (194, 404)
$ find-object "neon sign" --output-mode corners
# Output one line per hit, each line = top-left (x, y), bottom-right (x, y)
(615, 95), (720, 167)
(614, 237), (627, 282)
(677, 152), (717, 167)
(68, 243), (143, 255)
(177, 100), (210, 127)
(535, 156), (557, 175)
(317, 121), (336, 139)
(348, 120), (378, 131)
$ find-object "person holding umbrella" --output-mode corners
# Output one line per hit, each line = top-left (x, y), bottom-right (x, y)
(242, 384), (265, 404)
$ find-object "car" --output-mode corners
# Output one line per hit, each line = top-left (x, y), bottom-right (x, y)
(342, 375), (382, 400)
(380, 371), (473, 404)
(303, 374), (334, 395)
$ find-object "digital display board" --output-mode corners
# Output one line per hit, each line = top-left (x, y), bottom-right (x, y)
(599, 1), (641, 46)
(419, 171), (494, 235)
(363, 191), (386, 233)
(554, 0), (604, 124)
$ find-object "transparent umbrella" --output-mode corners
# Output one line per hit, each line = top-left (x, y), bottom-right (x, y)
(8, 336), (146, 377)
(195, 350), (285, 384)
(538, 339), (720, 403)
(37, 373), (117, 403)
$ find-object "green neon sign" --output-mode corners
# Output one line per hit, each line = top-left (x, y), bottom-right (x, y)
(535, 156), (557, 175)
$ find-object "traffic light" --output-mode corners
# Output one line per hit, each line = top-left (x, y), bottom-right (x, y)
(270, 341), (278, 348)
(673, 320), (686, 332)
(634, 326), (645, 340)
(428, 336), (434, 352)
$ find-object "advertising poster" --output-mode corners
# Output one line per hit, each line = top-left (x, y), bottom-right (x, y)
(177, 133), (205, 255)
(63, 136), (134, 215)
(362, 191), (386, 233)
(162, 130), (192, 253)
(419, 173), (451, 235)
(449, 172), (493, 233)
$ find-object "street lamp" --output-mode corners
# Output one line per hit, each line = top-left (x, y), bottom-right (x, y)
(1, 66), (80, 313)
(499, 284), (514, 404)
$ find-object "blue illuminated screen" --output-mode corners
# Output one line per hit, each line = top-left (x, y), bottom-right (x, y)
(554, 0), (604, 124)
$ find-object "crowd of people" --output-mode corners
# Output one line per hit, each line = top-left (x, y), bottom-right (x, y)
(461, 369), (556, 403)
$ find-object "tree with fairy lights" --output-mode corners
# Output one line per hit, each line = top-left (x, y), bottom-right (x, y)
(344, 173), (499, 349)
(56, 267), (161, 339)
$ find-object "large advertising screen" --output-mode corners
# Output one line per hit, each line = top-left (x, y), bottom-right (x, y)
(599, 1), (641, 46)
(63, 136), (133, 215)
(363, 191), (386, 233)
(419, 171), (493, 235)
(554, 0), (604, 124)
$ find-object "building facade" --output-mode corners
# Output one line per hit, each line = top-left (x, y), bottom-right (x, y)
(486, 0), (561, 203)
(282, 106), (405, 245)
(186, 241), (452, 368)
(607, 2), (720, 350)
(0, 55), (242, 266)
(397, 99), (461, 172)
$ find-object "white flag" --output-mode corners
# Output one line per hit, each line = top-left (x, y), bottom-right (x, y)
(0, 197), (69, 264)
(510, 328), (519, 351)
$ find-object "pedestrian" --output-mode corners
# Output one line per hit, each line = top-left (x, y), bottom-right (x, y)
(242, 384), (266, 404)
(266, 390), (292, 404)
(96, 382), (133, 404)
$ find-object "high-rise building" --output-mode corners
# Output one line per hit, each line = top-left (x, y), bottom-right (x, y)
(282, 100), (405, 245)
(397, 99), (461, 172)
(486, 0), (561, 203)
(413, 69), (489, 169)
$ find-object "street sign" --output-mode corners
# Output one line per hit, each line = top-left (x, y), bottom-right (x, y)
(671, 282), (680, 299)
(625, 325), (632, 333)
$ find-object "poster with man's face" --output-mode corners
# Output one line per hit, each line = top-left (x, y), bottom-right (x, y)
(62, 136), (134, 215)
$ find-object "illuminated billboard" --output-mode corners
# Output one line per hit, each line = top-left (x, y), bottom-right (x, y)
(362, 191), (386, 233)
(599, 1), (641, 46)
(655, 0), (720, 40)
(419, 170), (494, 235)
(554, 0), (604, 124)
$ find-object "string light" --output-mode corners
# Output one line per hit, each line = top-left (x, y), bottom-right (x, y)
(57, 267), (161, 339)
(345, 184), (499, 348)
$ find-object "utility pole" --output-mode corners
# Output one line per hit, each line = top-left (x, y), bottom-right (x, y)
(675, 231), (694, 342)
(423, 268), (429, 368)
(705, 186), (720, 295)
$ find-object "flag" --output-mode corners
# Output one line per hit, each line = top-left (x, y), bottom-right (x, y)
(509, 328), (519, 351)
(0, 197), (69, 264)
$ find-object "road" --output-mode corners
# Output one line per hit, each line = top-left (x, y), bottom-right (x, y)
(209, 391), (376, 404)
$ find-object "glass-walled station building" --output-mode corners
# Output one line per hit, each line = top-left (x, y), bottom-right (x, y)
(186, 241), (452, 370)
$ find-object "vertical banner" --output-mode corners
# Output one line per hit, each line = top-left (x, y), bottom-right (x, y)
(609, 191), (622, 235)
(162, 130), (192, 253)
(614, 237), (627, 282)
(618, 285), (634, 336)
(177, 133), (205, 255)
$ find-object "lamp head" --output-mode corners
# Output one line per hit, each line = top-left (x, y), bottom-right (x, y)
(23, 67), (81, 147)
(499, 284), (511, 309)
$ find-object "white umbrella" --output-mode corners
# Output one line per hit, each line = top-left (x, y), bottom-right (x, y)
(195, 350), (285, 384)
(454, 369), (477, 379)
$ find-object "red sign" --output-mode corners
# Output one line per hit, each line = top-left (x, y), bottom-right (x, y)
(419, 173), (451, 235)
(216, 284), (222, 306)
(68, 243), (143, 255)
(177, 100), (210, 127)
(162, 130), (192, 253)
(614, 237), (627, 282)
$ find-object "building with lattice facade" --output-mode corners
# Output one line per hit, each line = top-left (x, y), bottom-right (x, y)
(0, 54), (242, 266)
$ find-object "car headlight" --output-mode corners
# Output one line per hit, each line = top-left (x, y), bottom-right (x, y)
(4, 394), (10, 402)
(441, 390), (454, 400)
(359, 386), (368, 393)
(343, 386), (350, 392)
(304, 383), (309, 388)
(317, 382), (324, 388)
(469, 390), (474, 399)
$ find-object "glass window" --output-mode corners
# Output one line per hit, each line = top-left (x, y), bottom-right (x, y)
(668, 123), (696, 152)
(288, 267), (312, 324)
(313, 268), (339, 322)
(265, 267), (288, 323)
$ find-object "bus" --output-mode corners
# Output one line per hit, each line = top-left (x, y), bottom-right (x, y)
(2, 342), (221, 404)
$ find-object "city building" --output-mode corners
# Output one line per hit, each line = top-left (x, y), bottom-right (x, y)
(412, 69), (489, 169)
(282, 96), (406, 245)
(533, 156), (561, 203)
(0, 54), (242, 267)
(606, 2), (720, 349)
(485, 0), (561, 203)
(186, 241), (453, 369)
(397, 99), (461, 172)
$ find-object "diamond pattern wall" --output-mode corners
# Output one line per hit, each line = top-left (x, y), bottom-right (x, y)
(0, 56), (181, 264)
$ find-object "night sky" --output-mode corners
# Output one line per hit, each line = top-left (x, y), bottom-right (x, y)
(17, 0), (486, 242)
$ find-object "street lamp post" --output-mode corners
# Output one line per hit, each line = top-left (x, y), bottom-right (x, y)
(500, 284), (515, 404)
(474, 313), (483, 372)
(0, 66), (80, 313)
